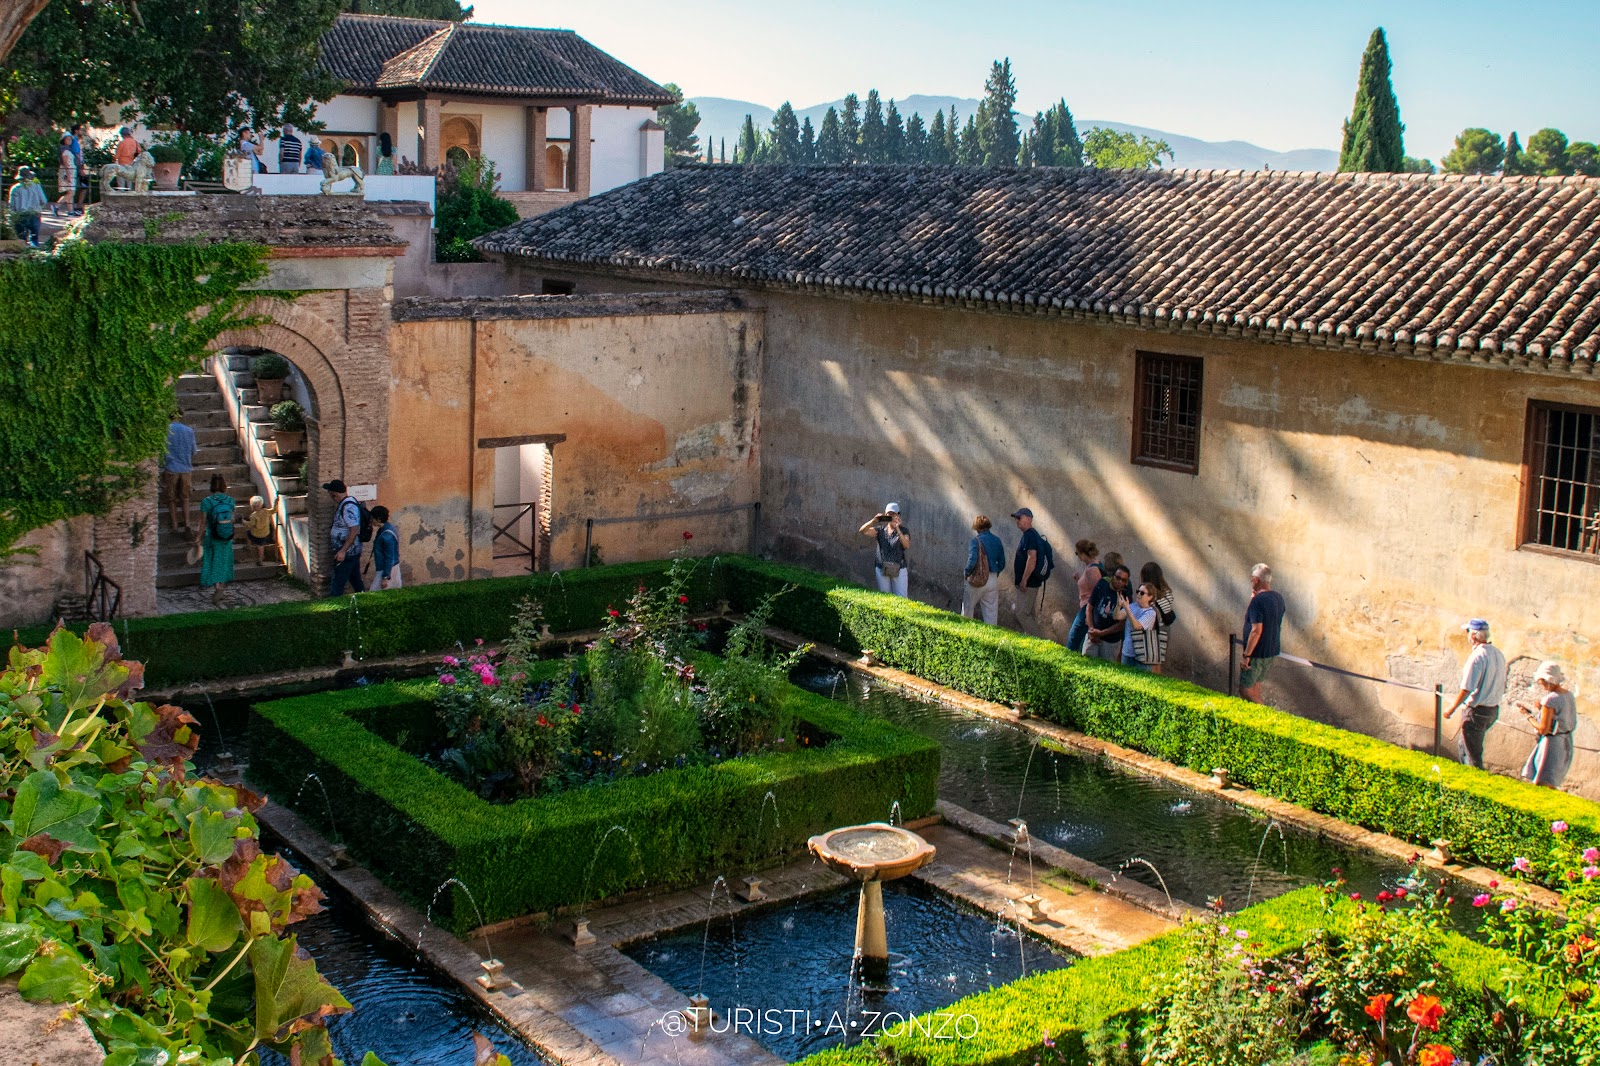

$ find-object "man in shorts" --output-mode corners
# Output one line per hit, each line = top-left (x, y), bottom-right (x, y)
(160, 412), (196, 533)
(1239, 563), (1286, 703)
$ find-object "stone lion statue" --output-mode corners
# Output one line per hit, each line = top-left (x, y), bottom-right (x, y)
(310, 136), (364, 196)
(100, 150), (155, 194)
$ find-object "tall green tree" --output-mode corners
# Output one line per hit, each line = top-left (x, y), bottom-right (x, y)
(859, 89), (886, 162)
(975, 58), (1020, 167)
(926, 109), (951, 165)
(799, 116), (817, 164)
(1440, 128), (1505, 174)
(904, 111), (928, 164)
(1526, 128), (1570, 175)
(735, 114), (765, 164)
(343, 0), (471, 18)
(1569, 141), (1600, 177)
(656, 83), (701, 168)
(5, 0), (343, 133)
(1502, 131), (1532, 176)
(817, 107), (845, 164)
(1338, 27), (1406, 172)
(884, 99), (906, 163)
(958, 113), (982, 165)
(840, 94), (862, 163)
(768, 101), (802, 163)
(1024, 99), (1084, 167)
(1083, 127), (1172, 169)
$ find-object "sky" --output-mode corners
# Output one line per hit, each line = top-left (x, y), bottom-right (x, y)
(470, 0), (1600, 163)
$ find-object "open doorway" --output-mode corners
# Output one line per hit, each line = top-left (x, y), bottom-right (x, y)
(488, 435), (561, 574)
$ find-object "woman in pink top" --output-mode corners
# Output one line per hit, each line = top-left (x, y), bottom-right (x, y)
(1066, 539), (1102, 653)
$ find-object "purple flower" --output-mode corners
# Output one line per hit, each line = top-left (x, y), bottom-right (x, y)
(1471, 893), (1491, 908)
(440, 673), (456, 685)
(1553, 821), (1569, 834)
(1512, 856), (1533, 873)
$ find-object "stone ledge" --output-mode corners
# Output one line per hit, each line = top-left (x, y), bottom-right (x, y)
(0, 977), (101, 1066)
(393, 288), (745, 323)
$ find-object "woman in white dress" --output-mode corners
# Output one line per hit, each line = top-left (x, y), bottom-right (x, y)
(1518, 661), (1577, 789)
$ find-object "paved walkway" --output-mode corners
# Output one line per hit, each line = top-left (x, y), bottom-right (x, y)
(157, 576), (312, 615)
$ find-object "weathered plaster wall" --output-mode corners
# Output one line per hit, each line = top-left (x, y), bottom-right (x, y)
(380, 295), (762, 584)
(756, 292), (1600, 796)
(0, 518), (93, 629)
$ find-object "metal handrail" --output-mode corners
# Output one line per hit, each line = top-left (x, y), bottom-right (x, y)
(492, 502), (537, 568)
(83, 551), (121, 622)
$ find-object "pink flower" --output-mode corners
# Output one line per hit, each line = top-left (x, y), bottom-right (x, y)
(442, 655), (459, 666)
(1500, 898), (1518, 913)
(1584, 867), (1599, 881)
(440, 673), (456, 685)
(1394, 887), (1408, 899)
(1349, 892), (1362, 902)
(1553, 821), (1569, 834)
(1376, 890), (1394, 904)
(1584, 848), (1599, 864)
(1489, 879), (1500, 889)
(1471, 893), (1491, 907)
(1512, 857), (1533, 873)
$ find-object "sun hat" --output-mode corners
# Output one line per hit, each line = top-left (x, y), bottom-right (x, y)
(1535, 661), (1566, 686)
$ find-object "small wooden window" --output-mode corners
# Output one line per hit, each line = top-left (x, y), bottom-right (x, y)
(1132, 352), (1203, 473)
(1523, 401), (1600, 554)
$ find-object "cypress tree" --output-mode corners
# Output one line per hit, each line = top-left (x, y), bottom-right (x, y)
(1338, 27), (1406, 172)
(976, 59), (1020, 167)
(735, 115), (763, 164)
(817, 107), (845, 165)
(944, 106), (963, 164)
(1027, 100), (1083, 167)
(720, 138), (726, 164)
(768, 102), (801, 163)
(959, 112), (983, 165)
(840, 94), (862, 163)
(884, 99), (906, 163)
(1502, 131), (1531, 176)
(799, 116), (816, 164)
(860, 89), (886, 162)
(904, 111), (928, 164)
(927, 109), (949, 164)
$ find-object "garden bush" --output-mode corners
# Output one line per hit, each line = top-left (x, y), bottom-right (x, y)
(248, 668), (939, 933)
(718, 557), (1600, 872)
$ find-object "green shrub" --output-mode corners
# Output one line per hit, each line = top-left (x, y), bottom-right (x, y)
(270, 398), (305, 431)
(719, 557), (1600, 872)
(149, 142), (186, 165)
(247, 670), (939, 933)
(434, 156), (518, 263)
(253, 352), (291, 379)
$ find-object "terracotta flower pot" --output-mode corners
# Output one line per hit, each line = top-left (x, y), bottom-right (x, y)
(274, 427), (306, 454)
(256, 377), (286, 405)
(153, 162), (182, 191)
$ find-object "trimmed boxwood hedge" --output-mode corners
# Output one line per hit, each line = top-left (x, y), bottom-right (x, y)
(248, 668), (940, 933)
(796, 887), (1543, 1066)
(15, 560), (711, 687)
(717, 557), (1600, 872)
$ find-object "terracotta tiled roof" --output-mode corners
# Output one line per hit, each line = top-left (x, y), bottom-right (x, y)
(320, 13), (672, 105)
(478, 165), (1600, 372)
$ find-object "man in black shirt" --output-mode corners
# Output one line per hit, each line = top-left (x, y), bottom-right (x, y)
(1010, 508), (1047, 636)
(1240, 563), (1287, 703)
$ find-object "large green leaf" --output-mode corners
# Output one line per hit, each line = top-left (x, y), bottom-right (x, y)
(187, 809), (237, 865)
(38, 628), (129, 717)
(17, 950), (97, 1003)
(185, 877), (243, 953)
(248, 934), (351, 1041)
(7, 770), (101, 853)
(0, 922), (40, 975)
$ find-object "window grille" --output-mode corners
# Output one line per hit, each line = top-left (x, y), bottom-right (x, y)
(1133, 352), (1203, 473)
(1526, 403), (1600, 553)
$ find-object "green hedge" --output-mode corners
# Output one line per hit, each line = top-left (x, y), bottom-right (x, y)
(15, 560), (712, 687)
(717, 557), (1600, 872)
(248, 668), (939, 933)
(796, 888), (1541, 1066)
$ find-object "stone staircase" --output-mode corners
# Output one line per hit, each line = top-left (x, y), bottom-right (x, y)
(157, 371), (290, 588)
(215, 350), (313, 582)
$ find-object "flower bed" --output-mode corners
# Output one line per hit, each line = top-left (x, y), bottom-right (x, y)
(248, 668), (939, 933)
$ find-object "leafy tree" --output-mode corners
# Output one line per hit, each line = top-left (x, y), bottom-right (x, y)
(5, 0), (343, 133)
(975, 58), (1020, 167)
(768, 101), (801, 163)
(927, 108), (951, 165)
(859, 89), (885, 163)
(735, 114), (765, 164)
(1440, 128), (1505, 175)
(1401, 156), (1435, 173)
(1526, 127), (1570, 175)
(904, 111), (928, 164)
(884, 99), (906, 163)
(840, 93), (861, 163)
(1338, 27), (1406, 173)
(1569, 141), (1600, 177)
(1502, 131), (1532, 176)
(435, 156), (519, 262)
(1083, 127), (1173, 169)
(656, 83), (701, 168)
(799, 116), (816, 164)
(1024, 99), (1084, 167)
(817, 106), (845, 164)
(342, 0), (471, 17)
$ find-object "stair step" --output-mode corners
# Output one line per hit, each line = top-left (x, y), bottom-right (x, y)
(156, 562), (286, 588)
(177, 409), (231, 429)
(194, 427), (236, 447)
(191, 446), (237, 465)
(175, 375), (216, 395)
(158, 541), (281, 565)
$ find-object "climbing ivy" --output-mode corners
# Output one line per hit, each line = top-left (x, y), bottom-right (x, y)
(0, 236), (268, 557)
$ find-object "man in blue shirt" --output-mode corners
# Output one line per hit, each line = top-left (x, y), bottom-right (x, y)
(1010, 507), (1048, 636)
(1086, 565), (1128, 661)
(323, 480), (366, 596)
(160, 414), (197, 533)
(1240, 563), (1287, 703)
(8, 168), (46, 246)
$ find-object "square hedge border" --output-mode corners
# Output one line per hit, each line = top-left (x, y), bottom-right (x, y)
(247, 666), (940, 934)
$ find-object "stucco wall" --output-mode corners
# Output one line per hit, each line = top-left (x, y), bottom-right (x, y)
(442, 102), (527, 191)
(380, 296), (762, 584)
(592, 105), (660, 194)
(755, 292), (1600, 796)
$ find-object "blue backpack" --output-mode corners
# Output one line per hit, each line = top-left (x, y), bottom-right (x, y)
(208, 497), (236, 543)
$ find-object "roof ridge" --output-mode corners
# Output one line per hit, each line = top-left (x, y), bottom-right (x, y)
(457, 21), (577, 34)
(335, 11), (451, 27)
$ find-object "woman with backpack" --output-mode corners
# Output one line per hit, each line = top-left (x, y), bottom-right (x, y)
(961, 515), (1006, 625)
(1139, 561), (1178, 673)
(197, 473), (236, 605)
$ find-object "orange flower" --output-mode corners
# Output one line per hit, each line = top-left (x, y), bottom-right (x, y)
(1406, 994), (1445, 1032)
(1569, 943), (1585, 965)
(1418, 1044), (1455, 1066)
(1364, 993), (1393, 1023)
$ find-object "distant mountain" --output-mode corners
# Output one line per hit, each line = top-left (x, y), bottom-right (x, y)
(688, 95), (1337, 172)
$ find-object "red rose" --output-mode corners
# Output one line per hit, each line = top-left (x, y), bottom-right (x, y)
(683, 531), (693, 540)
(678, 595), (689, 604)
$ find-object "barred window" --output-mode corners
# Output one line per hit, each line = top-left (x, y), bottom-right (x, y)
(1525, 402), (1600, 553)
(1133, 352), (1203, 473)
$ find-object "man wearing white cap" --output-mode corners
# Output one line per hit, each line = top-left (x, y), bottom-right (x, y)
(858, 502), (910, 596)
(1443, 618), (1507, 770)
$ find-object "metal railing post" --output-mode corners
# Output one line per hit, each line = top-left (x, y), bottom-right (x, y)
(750, 500), (761, 555)
(583, 518), (594, 568)
(1228, 633), (1239, 698)
(1434, 684), (1444, 758)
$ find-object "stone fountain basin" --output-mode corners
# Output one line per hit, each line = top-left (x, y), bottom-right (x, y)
(807, 823), (937, 883)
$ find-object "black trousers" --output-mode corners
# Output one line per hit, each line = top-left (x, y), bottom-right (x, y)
(1458, 704), (1499, 769)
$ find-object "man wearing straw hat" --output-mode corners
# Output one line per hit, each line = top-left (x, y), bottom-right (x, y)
(1443, 618), (1507, 770)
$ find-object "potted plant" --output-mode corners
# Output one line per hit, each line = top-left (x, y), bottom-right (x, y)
(150, 143), (185, 191)
(271, 399), (306, 455)
(253, 353), (290, 405)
